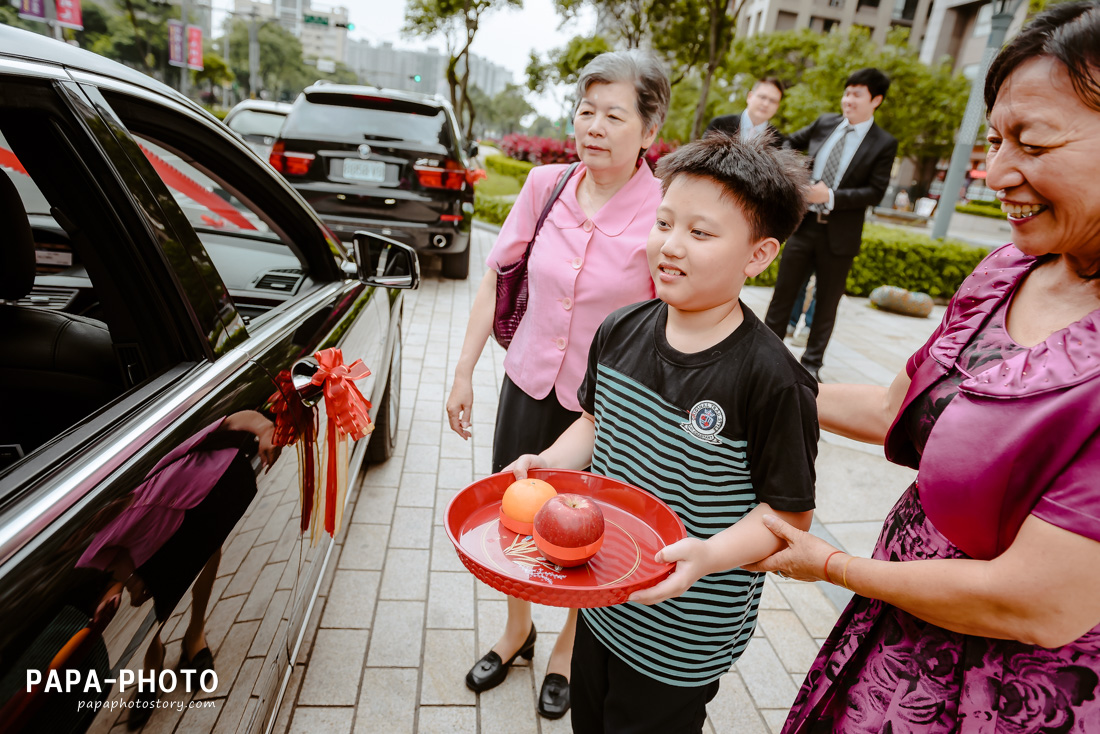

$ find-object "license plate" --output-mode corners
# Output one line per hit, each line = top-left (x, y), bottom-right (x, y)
(343, 159), (386, 183)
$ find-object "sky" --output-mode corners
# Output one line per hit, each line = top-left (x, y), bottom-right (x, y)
(332, 0), (593, 117)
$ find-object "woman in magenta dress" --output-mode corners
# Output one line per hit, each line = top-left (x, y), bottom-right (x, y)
(747, 3), (1100, 731)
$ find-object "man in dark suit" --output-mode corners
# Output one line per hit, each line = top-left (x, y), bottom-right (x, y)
(763, 68), (898, 381)
(704, 77), (785, 147)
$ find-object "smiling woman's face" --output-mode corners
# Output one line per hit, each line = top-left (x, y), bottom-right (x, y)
(985, 56), (1100, 266)
(573, 81), (657, 175)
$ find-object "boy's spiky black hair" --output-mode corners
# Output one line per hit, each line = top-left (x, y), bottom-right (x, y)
(654, 132), (811, 243)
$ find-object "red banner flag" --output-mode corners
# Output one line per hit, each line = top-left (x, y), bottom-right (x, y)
(186, 25), (204, 71)
(168, 20), (185, 68)
(55, 0), (82, 30)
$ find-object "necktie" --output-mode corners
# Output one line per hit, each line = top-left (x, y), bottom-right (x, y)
(811, 125), (853, 214)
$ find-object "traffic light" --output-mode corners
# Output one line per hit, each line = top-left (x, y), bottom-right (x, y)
(410, 74), (422, 83)
(335, 21), (354, 29)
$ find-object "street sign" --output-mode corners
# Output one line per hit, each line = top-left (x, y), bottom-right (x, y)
(303, 13), (329, 25)
(56, 0), (82, 30)
(168, 20), (185, 68)
(187, 25), (203, 70)
(316, 58), (336, 73)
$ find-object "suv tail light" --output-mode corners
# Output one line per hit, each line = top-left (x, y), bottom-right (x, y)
(269, 141), (315, 176)
(414, 158), (466, 190)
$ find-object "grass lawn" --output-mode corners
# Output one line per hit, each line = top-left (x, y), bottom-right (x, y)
(475, 168), (522, 197)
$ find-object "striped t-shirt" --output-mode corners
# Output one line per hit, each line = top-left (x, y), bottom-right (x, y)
(578, 299), (818, 687)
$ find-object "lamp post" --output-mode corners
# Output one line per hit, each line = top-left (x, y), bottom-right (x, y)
(930, 0), (1025, 240)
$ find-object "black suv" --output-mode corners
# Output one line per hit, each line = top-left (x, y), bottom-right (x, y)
(272, 84), (477, 279)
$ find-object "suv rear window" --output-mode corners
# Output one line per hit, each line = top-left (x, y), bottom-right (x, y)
(283, 92), (453, 147)
(228, 109), (287, 137)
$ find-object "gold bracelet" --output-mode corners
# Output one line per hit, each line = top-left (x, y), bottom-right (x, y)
(842, 556), (856, 590)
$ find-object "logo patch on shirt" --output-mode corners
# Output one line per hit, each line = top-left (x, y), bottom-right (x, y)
(681, 400), (725, 445)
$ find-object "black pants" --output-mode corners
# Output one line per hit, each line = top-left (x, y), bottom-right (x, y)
(491, 375), (581, 473)
(764, 218), (856, 371)
(571, 612), (720, 734)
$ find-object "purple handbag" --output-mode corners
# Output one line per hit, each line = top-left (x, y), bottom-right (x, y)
(492, 162), (581, 349)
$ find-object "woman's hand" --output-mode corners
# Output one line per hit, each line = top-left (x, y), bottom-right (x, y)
(445, 376), (474, 440)
(502, 453), (547, 479)
(628, 537), (715, 605)
(743, 514), (842, 583)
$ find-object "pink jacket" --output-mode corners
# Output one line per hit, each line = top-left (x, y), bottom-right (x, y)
(885, 245), (1100, 560)
(487, 162), (659, 412)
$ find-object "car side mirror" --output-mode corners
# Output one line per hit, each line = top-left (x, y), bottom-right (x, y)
(467, 141), (479, 158)
(352, 231), (420, 290)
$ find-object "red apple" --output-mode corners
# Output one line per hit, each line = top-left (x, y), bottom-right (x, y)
(533, 494), (605, 567)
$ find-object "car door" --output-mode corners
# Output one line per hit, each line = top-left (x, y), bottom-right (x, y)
(0, 61), (402, 734)
(74, 77), (404, 730)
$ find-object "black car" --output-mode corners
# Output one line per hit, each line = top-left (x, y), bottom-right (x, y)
(0, 26), (417, 733)
(271, 84), (477, 279)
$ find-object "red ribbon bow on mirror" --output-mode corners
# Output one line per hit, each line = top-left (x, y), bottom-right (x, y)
(311, 348), (373, 539)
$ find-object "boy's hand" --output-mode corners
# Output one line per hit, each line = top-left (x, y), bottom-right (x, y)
(502, 453), (548, 480)
(627, 538), (715, 605)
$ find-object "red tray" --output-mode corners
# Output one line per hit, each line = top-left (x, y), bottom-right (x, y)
(445, 469), (686, 608)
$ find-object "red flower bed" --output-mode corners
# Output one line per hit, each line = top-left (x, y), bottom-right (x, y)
(497, 134), (679, 169)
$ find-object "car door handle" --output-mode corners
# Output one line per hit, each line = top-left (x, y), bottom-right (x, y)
(291, 358), (324, 407)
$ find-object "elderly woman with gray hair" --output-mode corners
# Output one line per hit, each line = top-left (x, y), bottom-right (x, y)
(446, 50), (670, 718)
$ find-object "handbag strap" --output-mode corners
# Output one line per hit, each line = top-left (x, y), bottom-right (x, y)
(520, 161), (581, 262)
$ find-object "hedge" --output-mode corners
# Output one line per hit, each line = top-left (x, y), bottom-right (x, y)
(474, 195), (514, 227)
(955, 201), (1006, 219)
(484, 156), (536, 186)
(750, 224), (989, 299)
(474, 204), (991, 300)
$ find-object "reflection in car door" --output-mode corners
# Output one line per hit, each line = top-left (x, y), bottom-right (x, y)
(79, 80), (397, 731)
(0, 71), (394, 734)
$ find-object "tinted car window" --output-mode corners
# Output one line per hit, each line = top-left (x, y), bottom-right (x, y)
(226, 108), (287, 138)
(283, 92), (453, 147)
(0, 132), (51, 215)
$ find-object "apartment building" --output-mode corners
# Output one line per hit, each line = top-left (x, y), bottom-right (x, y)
(739, 0), (935, 48)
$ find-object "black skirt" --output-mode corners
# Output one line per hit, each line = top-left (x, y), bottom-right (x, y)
(491, 375), (581, 473)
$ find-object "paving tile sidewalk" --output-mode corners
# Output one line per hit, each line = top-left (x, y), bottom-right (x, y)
(272, 224), (945, 734)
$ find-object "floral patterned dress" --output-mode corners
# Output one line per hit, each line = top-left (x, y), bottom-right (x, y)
(783, 302), (1100, 733)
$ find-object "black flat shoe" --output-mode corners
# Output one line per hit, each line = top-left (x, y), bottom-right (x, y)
(537, 672), (570, 719)
(465, 625), (536, 693)
(179, 645), (215, 676)
(125, 685), (159, 730)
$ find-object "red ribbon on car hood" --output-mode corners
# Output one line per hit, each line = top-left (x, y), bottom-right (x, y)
(311, 348), (373, 538)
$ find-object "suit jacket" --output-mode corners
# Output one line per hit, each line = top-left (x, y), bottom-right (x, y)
(704, 111), (784, 148)
(787, 113), (898, 256)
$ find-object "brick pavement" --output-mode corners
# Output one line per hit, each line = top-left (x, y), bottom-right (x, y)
(272, 224), (946, 734)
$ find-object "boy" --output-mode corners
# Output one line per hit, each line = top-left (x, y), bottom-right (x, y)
(508, 133), (818, 733)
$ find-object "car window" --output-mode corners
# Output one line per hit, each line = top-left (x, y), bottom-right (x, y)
(226, 108), (286, 137)
(284, 92), (453, 147)
(135, 135), (277, 238)
(0, 79), (186, 474)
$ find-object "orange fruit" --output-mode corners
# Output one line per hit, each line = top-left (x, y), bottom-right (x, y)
(501, 478), (557, 524)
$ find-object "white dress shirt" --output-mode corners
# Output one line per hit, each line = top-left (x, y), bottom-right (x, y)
(813, 116), (875, 211)
(739, 110), (770, 141)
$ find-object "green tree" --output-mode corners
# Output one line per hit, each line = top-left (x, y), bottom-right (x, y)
(552, 0), (666, 49)
(774, 27), (967, 164)
(193, 51), (234, 95)
(470, 82), (534, 137)
(526, 34), (611, 134)
(226, 19), (310, 100)
(404, 0), (523, 140)
(316, 61), (360, 85)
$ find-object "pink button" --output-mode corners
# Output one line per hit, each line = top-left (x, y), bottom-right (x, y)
(571, 257), (583, 270)
(582, 219), (594, 232)
(555, 337), (567, 350)
(562, 297), (573, 311)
